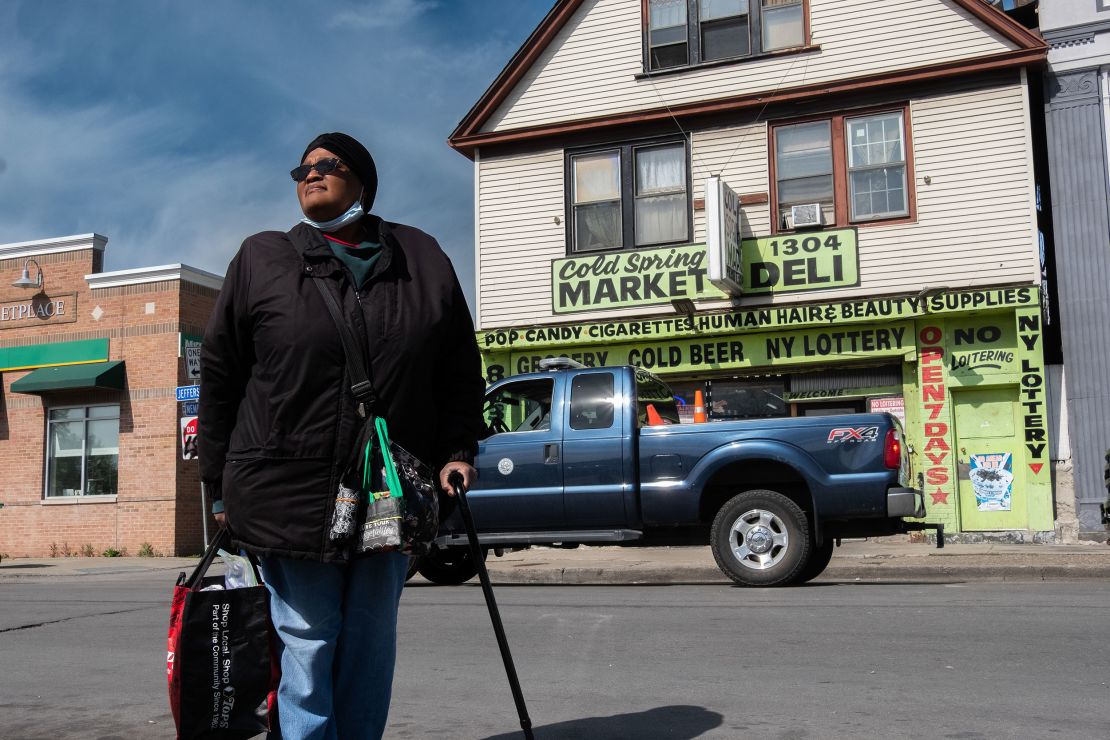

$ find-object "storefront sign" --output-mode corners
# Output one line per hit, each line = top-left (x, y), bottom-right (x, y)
(181, 416), (198, 460)
(741, 229), (859, 295)
(481, 286), (1038, 351)
(0, 338), (108, 373)
(919, 325), (954, 507)
(0, 293), (77, 329)
(947, 319), (1016, 377)
(1017, 310), (1048, 476)
(502, 322), (913, 377)
(551, 245), (726, 314)
(705, 176), (743, 295)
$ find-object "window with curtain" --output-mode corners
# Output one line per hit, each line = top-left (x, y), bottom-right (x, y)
(567, 138), (690, 253)
(771, 106), (914, 231)
(46, 404), (120, 497)
(846, 111), (908, 221)
(572, 150), (622, 252)
(634, 143), (688, 246)
(646, 0), (805, 70)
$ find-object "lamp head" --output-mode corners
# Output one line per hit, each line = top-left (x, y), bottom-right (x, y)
(11, 259), (43, 290)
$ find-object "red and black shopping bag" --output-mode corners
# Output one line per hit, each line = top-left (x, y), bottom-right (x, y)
(167, 529), (279, 739)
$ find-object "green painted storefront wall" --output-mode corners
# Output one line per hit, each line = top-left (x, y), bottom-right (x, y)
(477, 288), (1053, 536)
(0, 338), (110, 372)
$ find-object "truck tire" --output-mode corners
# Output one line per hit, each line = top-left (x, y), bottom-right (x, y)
(415, 545), (485, 585)
(794, 538), (835, 584)
(710, 489), (810, 587)
(405, 556), (420, 582)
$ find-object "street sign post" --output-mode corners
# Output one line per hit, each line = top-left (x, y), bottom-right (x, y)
(176, 385), (200, 402)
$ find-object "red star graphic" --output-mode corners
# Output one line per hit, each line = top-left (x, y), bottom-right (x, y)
(930, 491), (951, 505)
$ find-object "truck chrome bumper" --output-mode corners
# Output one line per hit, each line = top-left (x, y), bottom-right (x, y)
(887, 487), (925, 518)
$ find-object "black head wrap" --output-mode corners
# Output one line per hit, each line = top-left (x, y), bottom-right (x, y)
(301, 132), (378, 210)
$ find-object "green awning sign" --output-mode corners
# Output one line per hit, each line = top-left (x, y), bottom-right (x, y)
(742, 228), (859, 295)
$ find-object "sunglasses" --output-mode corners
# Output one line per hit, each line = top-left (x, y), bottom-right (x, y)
(290, 157), (345, 182)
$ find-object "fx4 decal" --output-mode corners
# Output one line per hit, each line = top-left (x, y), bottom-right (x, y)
(827, 426), (880, 443)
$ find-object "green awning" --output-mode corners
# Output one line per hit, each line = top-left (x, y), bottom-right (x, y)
(10, 361), (126, 395)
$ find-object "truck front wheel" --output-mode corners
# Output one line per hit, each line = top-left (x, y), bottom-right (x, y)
(710, 490), (810, 587)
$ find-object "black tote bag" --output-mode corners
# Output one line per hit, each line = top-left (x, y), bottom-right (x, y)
(167, 529), (279, 739)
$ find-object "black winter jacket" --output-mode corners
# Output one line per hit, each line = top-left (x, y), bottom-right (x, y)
(198, 218), (485, 561)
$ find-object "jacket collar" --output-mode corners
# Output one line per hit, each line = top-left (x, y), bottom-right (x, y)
(288, 216), (398, 282)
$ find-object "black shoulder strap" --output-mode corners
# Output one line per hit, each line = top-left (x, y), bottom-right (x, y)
(311, 277), (378, 415)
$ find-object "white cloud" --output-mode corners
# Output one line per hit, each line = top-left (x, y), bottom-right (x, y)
(327, 0), (438, 30)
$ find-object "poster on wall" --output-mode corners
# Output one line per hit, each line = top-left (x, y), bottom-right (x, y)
(868, 396), (906, 426)
(970, 452), (1013, 511)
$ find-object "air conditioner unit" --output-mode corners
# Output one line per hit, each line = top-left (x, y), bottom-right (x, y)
(788, 204), (824, 229)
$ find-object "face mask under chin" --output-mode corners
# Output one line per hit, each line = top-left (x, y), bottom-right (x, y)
(302, 191), (366, 233)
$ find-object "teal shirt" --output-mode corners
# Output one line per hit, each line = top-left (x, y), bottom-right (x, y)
(327, 238), (382, 289)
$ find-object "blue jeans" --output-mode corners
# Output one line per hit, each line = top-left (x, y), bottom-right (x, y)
(260, 552), (410, 740)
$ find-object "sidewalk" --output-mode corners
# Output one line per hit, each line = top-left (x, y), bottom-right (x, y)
(2, 538), (1109, 584)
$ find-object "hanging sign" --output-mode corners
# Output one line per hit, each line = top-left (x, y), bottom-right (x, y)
(551, 245), (727, 314)
(181, 416), (198, 461)
(705, 176), (743, 296)
(741, 229), (859, 295)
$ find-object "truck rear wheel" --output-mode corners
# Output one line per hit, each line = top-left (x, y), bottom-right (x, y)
(415, 545), (485, 585)
(710, 489), (810, 587)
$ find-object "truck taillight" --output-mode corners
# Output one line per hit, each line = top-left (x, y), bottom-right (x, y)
(884, 429), (902, 469)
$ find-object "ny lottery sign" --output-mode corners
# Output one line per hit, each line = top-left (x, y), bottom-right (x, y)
(551, 229), (860, 313)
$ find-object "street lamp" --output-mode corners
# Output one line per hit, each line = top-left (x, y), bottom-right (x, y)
(12, 258), (43, 290)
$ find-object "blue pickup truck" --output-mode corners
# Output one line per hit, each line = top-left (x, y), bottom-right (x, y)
(416, 360), (937, 587)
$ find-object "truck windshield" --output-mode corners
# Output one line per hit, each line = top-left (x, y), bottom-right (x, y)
(635, 370), (680, 426)
(483, 378), (554, 435)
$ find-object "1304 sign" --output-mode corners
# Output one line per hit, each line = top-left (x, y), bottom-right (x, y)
(742, 228), (859, 295)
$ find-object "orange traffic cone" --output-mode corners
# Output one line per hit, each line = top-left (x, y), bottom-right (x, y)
(693, 390), (707, 423)
(646, 403), (665, 426)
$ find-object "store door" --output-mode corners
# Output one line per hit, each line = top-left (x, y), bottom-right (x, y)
(953, 388), (1026, 530)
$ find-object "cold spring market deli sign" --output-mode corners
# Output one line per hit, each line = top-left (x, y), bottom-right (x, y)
(551, 229), (860, 313)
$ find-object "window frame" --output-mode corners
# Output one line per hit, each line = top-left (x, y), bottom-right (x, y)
(565, 135), (693, 255)
(768, 103), (916, 234)
(43, 403), (121, 499)
(641, 0), (811, 73)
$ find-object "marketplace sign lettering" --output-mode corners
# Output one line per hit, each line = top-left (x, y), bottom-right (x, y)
(552, 245), (726, 314)
(481, 286), (1038, 351)
(0, 293), (77, 329)
(498, 322), (913, 378)
(742, 228), (859, 295)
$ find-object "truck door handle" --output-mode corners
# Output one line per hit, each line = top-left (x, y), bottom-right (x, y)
(544, 443), (560, 464)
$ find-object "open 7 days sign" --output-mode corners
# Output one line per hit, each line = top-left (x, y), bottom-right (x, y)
(551, 228), (860, 313)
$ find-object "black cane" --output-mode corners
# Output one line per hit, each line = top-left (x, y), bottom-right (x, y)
(448, 471), (535, 740)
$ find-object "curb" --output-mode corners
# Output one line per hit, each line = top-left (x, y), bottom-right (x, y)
(480, 562), (1110, 585)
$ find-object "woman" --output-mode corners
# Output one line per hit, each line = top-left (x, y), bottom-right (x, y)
(199, 132), (485, 740)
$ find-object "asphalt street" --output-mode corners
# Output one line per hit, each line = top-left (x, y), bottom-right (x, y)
(1, 573), (1108, 739)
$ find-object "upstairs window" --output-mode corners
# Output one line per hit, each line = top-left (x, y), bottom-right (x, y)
(646, 0), (806, 71)
(567, 138), (690, 253)
(771, 106), (914, 231)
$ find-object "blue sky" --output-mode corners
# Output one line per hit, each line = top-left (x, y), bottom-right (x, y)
(0, 0), (551, 305)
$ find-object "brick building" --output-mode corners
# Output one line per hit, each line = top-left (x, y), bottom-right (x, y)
(0, 234), (222, 557)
